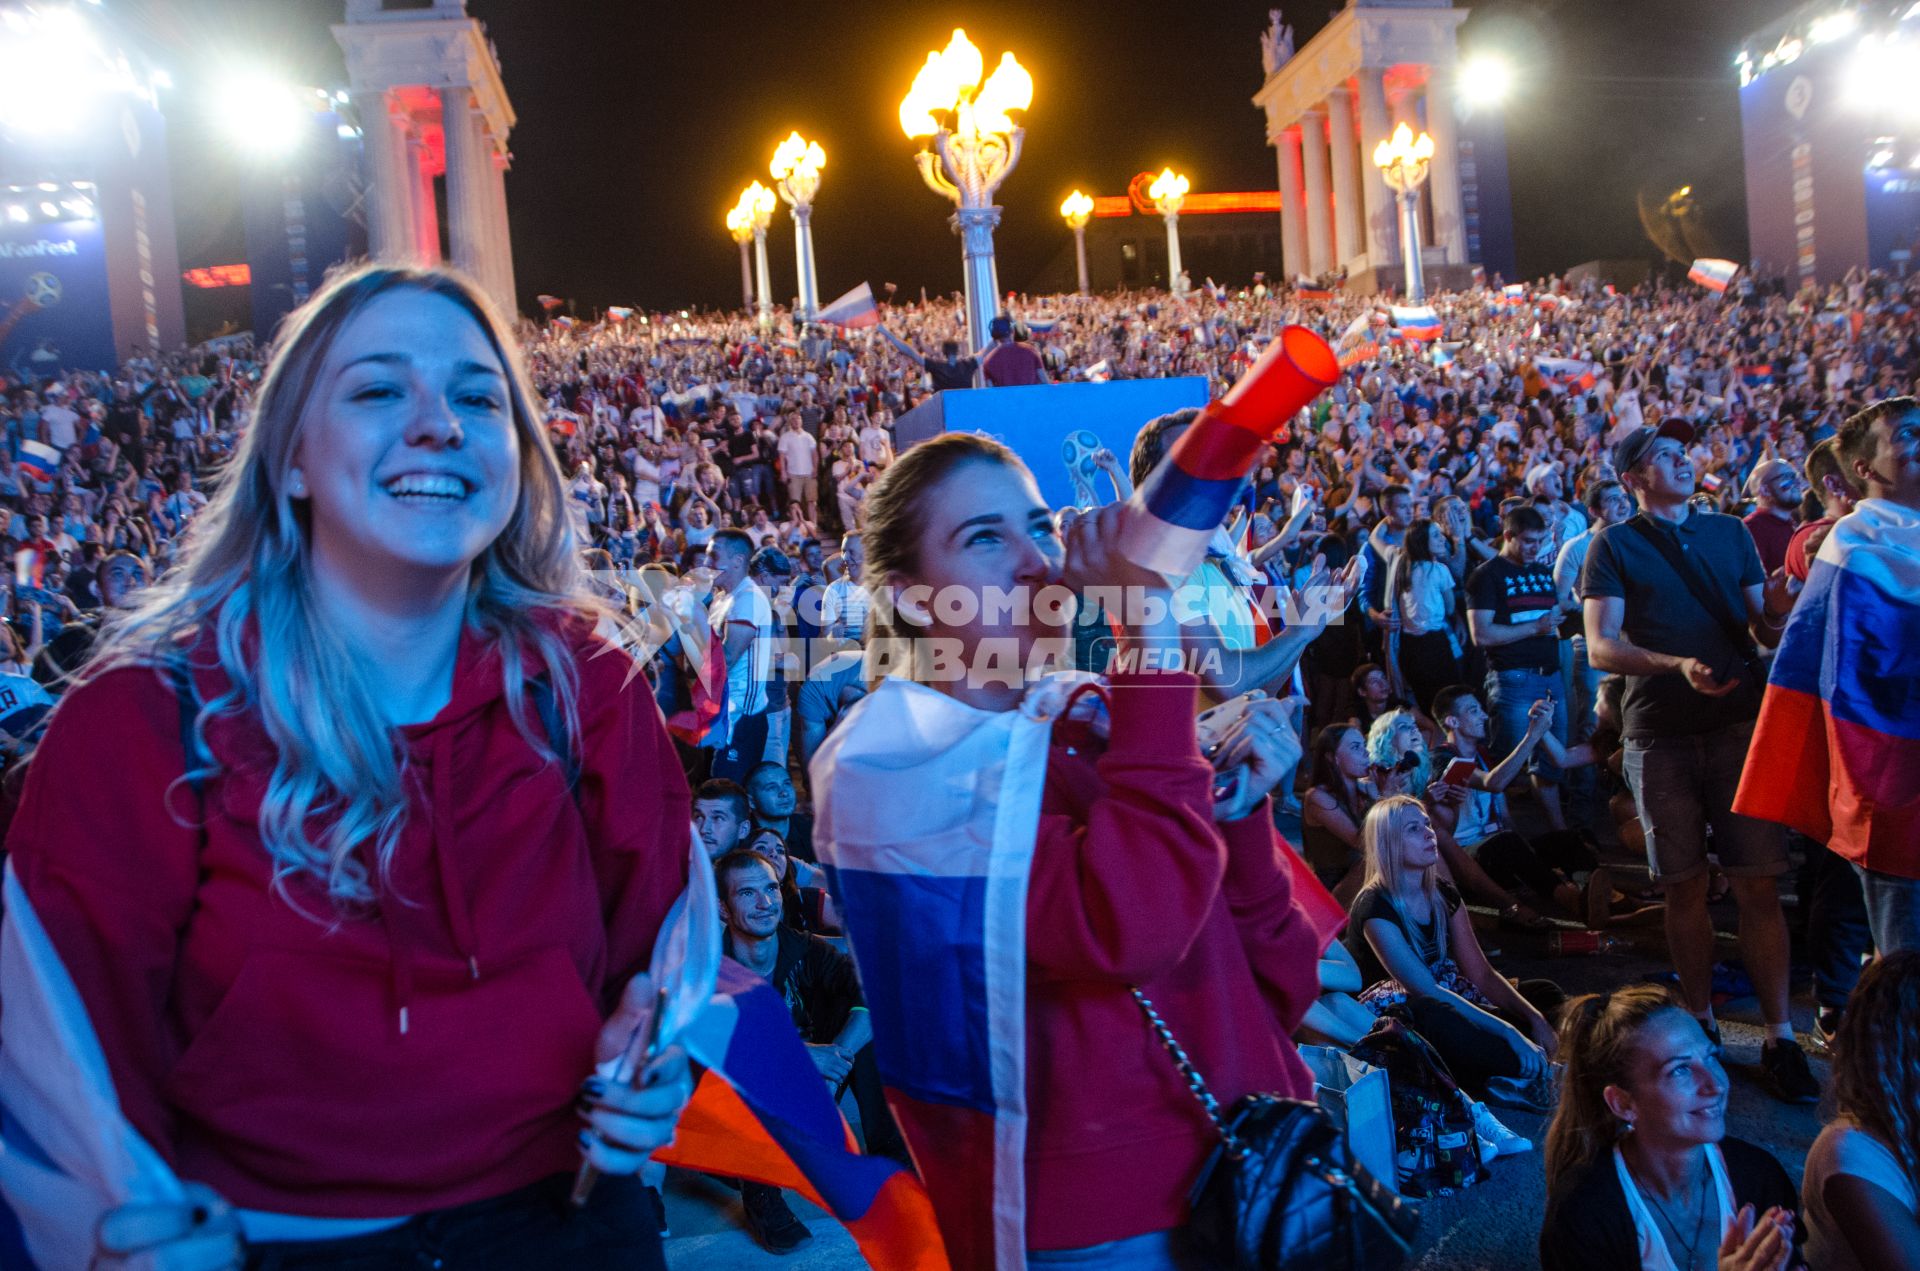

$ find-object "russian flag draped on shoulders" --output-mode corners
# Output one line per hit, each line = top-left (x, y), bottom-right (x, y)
(1733, 499), (1920, 873)
(811, 672), (1075, 1271)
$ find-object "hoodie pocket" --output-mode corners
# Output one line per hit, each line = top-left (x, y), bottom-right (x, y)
(164, 943), (604, 1200)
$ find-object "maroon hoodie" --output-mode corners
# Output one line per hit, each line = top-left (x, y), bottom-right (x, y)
(1021, 669), (1330, 1252)
(6, 614), (689, 1217)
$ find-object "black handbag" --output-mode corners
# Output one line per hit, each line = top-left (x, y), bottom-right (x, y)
(1131, 987), (1420, 1271)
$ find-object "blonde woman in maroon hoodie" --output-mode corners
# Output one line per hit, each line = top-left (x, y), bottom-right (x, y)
(6, 266), (692, 1268)
(843, 433), (1331, 1269)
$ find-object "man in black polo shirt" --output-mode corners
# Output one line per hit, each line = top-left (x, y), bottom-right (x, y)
(1581, 421), (1815, 1103)
(1467, 504), (1571, 832)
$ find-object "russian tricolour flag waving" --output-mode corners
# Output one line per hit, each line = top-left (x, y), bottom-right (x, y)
(1390, 304), (1442, 341)
(16, 441), (58, 486)
(819, 282), (881, 329)
(1733, 499), (1920, 869)
(1688, 258), (1739, 293)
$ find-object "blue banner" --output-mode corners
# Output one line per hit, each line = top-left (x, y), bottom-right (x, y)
(0, 213), (116, 377)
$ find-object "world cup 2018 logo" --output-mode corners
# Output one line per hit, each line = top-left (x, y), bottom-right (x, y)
(23, 273), (61, 310)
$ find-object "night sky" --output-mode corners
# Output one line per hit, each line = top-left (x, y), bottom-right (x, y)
(122, 0), (1771, 316)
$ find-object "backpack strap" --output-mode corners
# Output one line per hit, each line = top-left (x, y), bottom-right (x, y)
(1622, 513), (1765, 681)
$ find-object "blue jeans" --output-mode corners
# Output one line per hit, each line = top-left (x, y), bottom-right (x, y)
(1029, 1228), (1207, 1269)
(1855, 864), (1920, 955)
(1485, 666), (1567, 784)
(1803, 840), (1870, 1011)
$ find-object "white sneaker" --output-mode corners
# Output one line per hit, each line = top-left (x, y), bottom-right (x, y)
(1471, 1100), (1533, 1161)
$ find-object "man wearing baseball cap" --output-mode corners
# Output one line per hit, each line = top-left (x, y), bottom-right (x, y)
(1580, 421), (1817, 1103)
(980, 315), (1049, 388)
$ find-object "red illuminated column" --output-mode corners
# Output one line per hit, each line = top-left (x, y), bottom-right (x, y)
(1275, 126), (1307, 282)
(406, 124), (441, 263)
(1301, 107), (1334, 277)
(1328, 87), (1364, 266)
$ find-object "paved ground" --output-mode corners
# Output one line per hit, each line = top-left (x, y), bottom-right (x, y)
(663, 803), (1830, 1269)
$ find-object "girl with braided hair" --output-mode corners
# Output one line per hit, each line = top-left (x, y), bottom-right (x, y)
(1540, 984), (1802, 1271)
(1801, 950), (1920, 1270)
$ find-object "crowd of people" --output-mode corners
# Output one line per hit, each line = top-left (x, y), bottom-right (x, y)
(0, 254), (1915, 1270)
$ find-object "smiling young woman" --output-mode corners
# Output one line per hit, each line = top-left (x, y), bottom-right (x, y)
(1540, 986), (1803, 1271)
(5, 265), (695, 1267)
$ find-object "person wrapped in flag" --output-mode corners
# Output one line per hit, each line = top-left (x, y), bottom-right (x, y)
(1733, 397), (1920, 955)
(0, 266), (701, 1267)
(815, 417), (1344, 1267)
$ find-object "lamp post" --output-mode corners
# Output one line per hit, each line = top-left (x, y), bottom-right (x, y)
(899, 28), (1033, 355)
(729, 181), (777, 326)
(770, 132), (824, 322)
(725, 203), (754, 313)
(1148, 168), (1190, 295)
(1060, 190), (1093, 296)
(1372, 122), (1436, 302)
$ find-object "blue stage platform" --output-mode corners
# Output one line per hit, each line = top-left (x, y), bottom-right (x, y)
(891, 378), (1210, 512)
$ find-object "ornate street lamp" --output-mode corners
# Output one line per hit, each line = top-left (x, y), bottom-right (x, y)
(769, 132), (825, 322)
(1148, 168), (1190, 295)
(725, 204), (754, 312)
(1372, 122), (1437, 302)
(727, 181), (776, 324)
(899, 28), (1033, 353)
(1060, 189), (1093, 296)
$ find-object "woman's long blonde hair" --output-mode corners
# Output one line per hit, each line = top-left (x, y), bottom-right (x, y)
(1358, 795), (1443, 953)
(90, 264), (594, 912)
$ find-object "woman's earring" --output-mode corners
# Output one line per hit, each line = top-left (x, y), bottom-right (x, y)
(288, 469), (307, 498)
(1619, 1119), (1634, 1135)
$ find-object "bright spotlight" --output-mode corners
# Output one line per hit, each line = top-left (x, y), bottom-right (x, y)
(1845, 37), (1920, 117)
(1809, 10), (1859, 44)
(5, 206), (25, 223)
(1460, 54), (1515, 107)
(210, 71), (312, 157)
(38, 202), (57, 217)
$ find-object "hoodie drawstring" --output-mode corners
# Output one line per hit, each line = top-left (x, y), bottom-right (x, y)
(388, 731), (483, 1039)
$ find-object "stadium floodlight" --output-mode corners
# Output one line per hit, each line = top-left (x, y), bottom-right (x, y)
(0, 5), (106, 135)
(211, 71), (315, 157)
(1460, 53), (1515, 107)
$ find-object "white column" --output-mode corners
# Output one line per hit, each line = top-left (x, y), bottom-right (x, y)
(1327, 87), (1364, 268)
(484, 149), (516, 311)
(355, 90), (413, 261)
(1300, 108), (1334, 278)
(1423, 72), (1469, 266)
(441, 88), (494, 302)
(1276, 127), (1307, 283)
(1356, 69), (1399, 269)
(405, 127), (439, 263)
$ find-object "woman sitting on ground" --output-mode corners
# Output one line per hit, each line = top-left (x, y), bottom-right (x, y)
(1541, 984), (1802, 1271)
(1347, 796), (1560, 1112)
(1801, 951), (1920, 1271)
